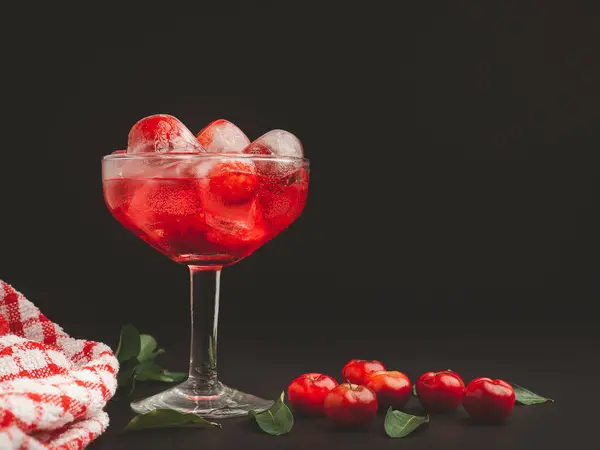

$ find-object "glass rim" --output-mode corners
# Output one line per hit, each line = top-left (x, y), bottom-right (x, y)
(102, 152), (310, 164)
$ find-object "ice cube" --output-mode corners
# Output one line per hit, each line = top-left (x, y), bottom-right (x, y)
(127, 179), (205, 244)
(196, 119), (251, 153)
(198, 178), (266, 251)
(103, 150), (131, 179)
(127, 114), (203, 154)
(243, 129), (303, 158)
(129, 180), (202, 220)
(259, 167), (309, 236)
(113, 158), (194, 179)
(243, 130), (303, 178)
(182, 159), (218, 179)
(207, 161), (259, 205)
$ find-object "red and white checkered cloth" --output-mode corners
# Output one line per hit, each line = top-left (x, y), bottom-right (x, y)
(0, 281), (119, 449)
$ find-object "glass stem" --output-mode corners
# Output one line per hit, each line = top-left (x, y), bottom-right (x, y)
(188, 265), (221, 392)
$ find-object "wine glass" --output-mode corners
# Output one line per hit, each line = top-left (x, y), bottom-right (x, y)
(102, 152), (309, 418)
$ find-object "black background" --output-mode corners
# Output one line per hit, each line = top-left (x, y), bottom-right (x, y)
(1, 2), (599, 449)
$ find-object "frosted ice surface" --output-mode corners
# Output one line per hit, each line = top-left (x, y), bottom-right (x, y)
(196, 119), (250, 153)
(243, 129), (303, 158)
(127, 114), (203, 154)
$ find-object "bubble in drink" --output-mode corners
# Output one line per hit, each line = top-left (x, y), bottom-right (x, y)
(127, 114), (203, 154)
(243, 129), (303, 158)
(196, 119), (251, 153)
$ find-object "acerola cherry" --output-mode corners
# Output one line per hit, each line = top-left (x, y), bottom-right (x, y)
(324, 382), (378, 428)
(287, 373), (338, 416)
(415, 370), (465, 413)
(208, 161), (258, 204)
(342, 359), (386, 385)
(365, 370), (412, 410)
(463, 378), (516, 423)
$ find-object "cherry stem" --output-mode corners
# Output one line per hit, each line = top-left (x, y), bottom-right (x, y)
(437, 369), (453, 375)
(345, 379), (357, 391)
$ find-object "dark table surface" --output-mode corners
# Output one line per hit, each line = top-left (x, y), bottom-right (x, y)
(83, 322), (597, 450)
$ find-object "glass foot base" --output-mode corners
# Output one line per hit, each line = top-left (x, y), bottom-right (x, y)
(130, 379), (274, 419)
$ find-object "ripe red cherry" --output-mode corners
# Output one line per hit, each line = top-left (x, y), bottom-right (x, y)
(287, 373), (338, 416)
(208, 161), (258, 204)
(324, 382), (378, 428)
(243, 141), (272, 156)
(463, 378), (516, 423)
(415, 370), (465, 413)
(341, 359), (386, 385)
(365, 370), (412, 410)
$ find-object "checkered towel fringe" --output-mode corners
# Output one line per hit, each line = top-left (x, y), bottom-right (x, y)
(0, 281), (118, 449)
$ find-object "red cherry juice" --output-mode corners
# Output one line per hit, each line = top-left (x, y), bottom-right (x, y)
(103, 167), (308, 266)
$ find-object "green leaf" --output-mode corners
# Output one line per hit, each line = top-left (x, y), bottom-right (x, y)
(134, 361), (163, 380)
(153, 348), (166, 358)
(139, 370), (186, 383)
(384, 407), (429, 438)
(248, 392), (293, 436)
(137, 371), (185, 383)
(512, 384), (554, 405)
(121, 409), (221, 433)
(138, 334), (158, 362)
(134, 360), (186, 383)
(111, 325), (189, 403)
(115, 324), (141, 363)
(159, 370), (186, 382)
(117, 358), (139, 387)
(115, 357), (140, 398)
(412, 384), (418, 397)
